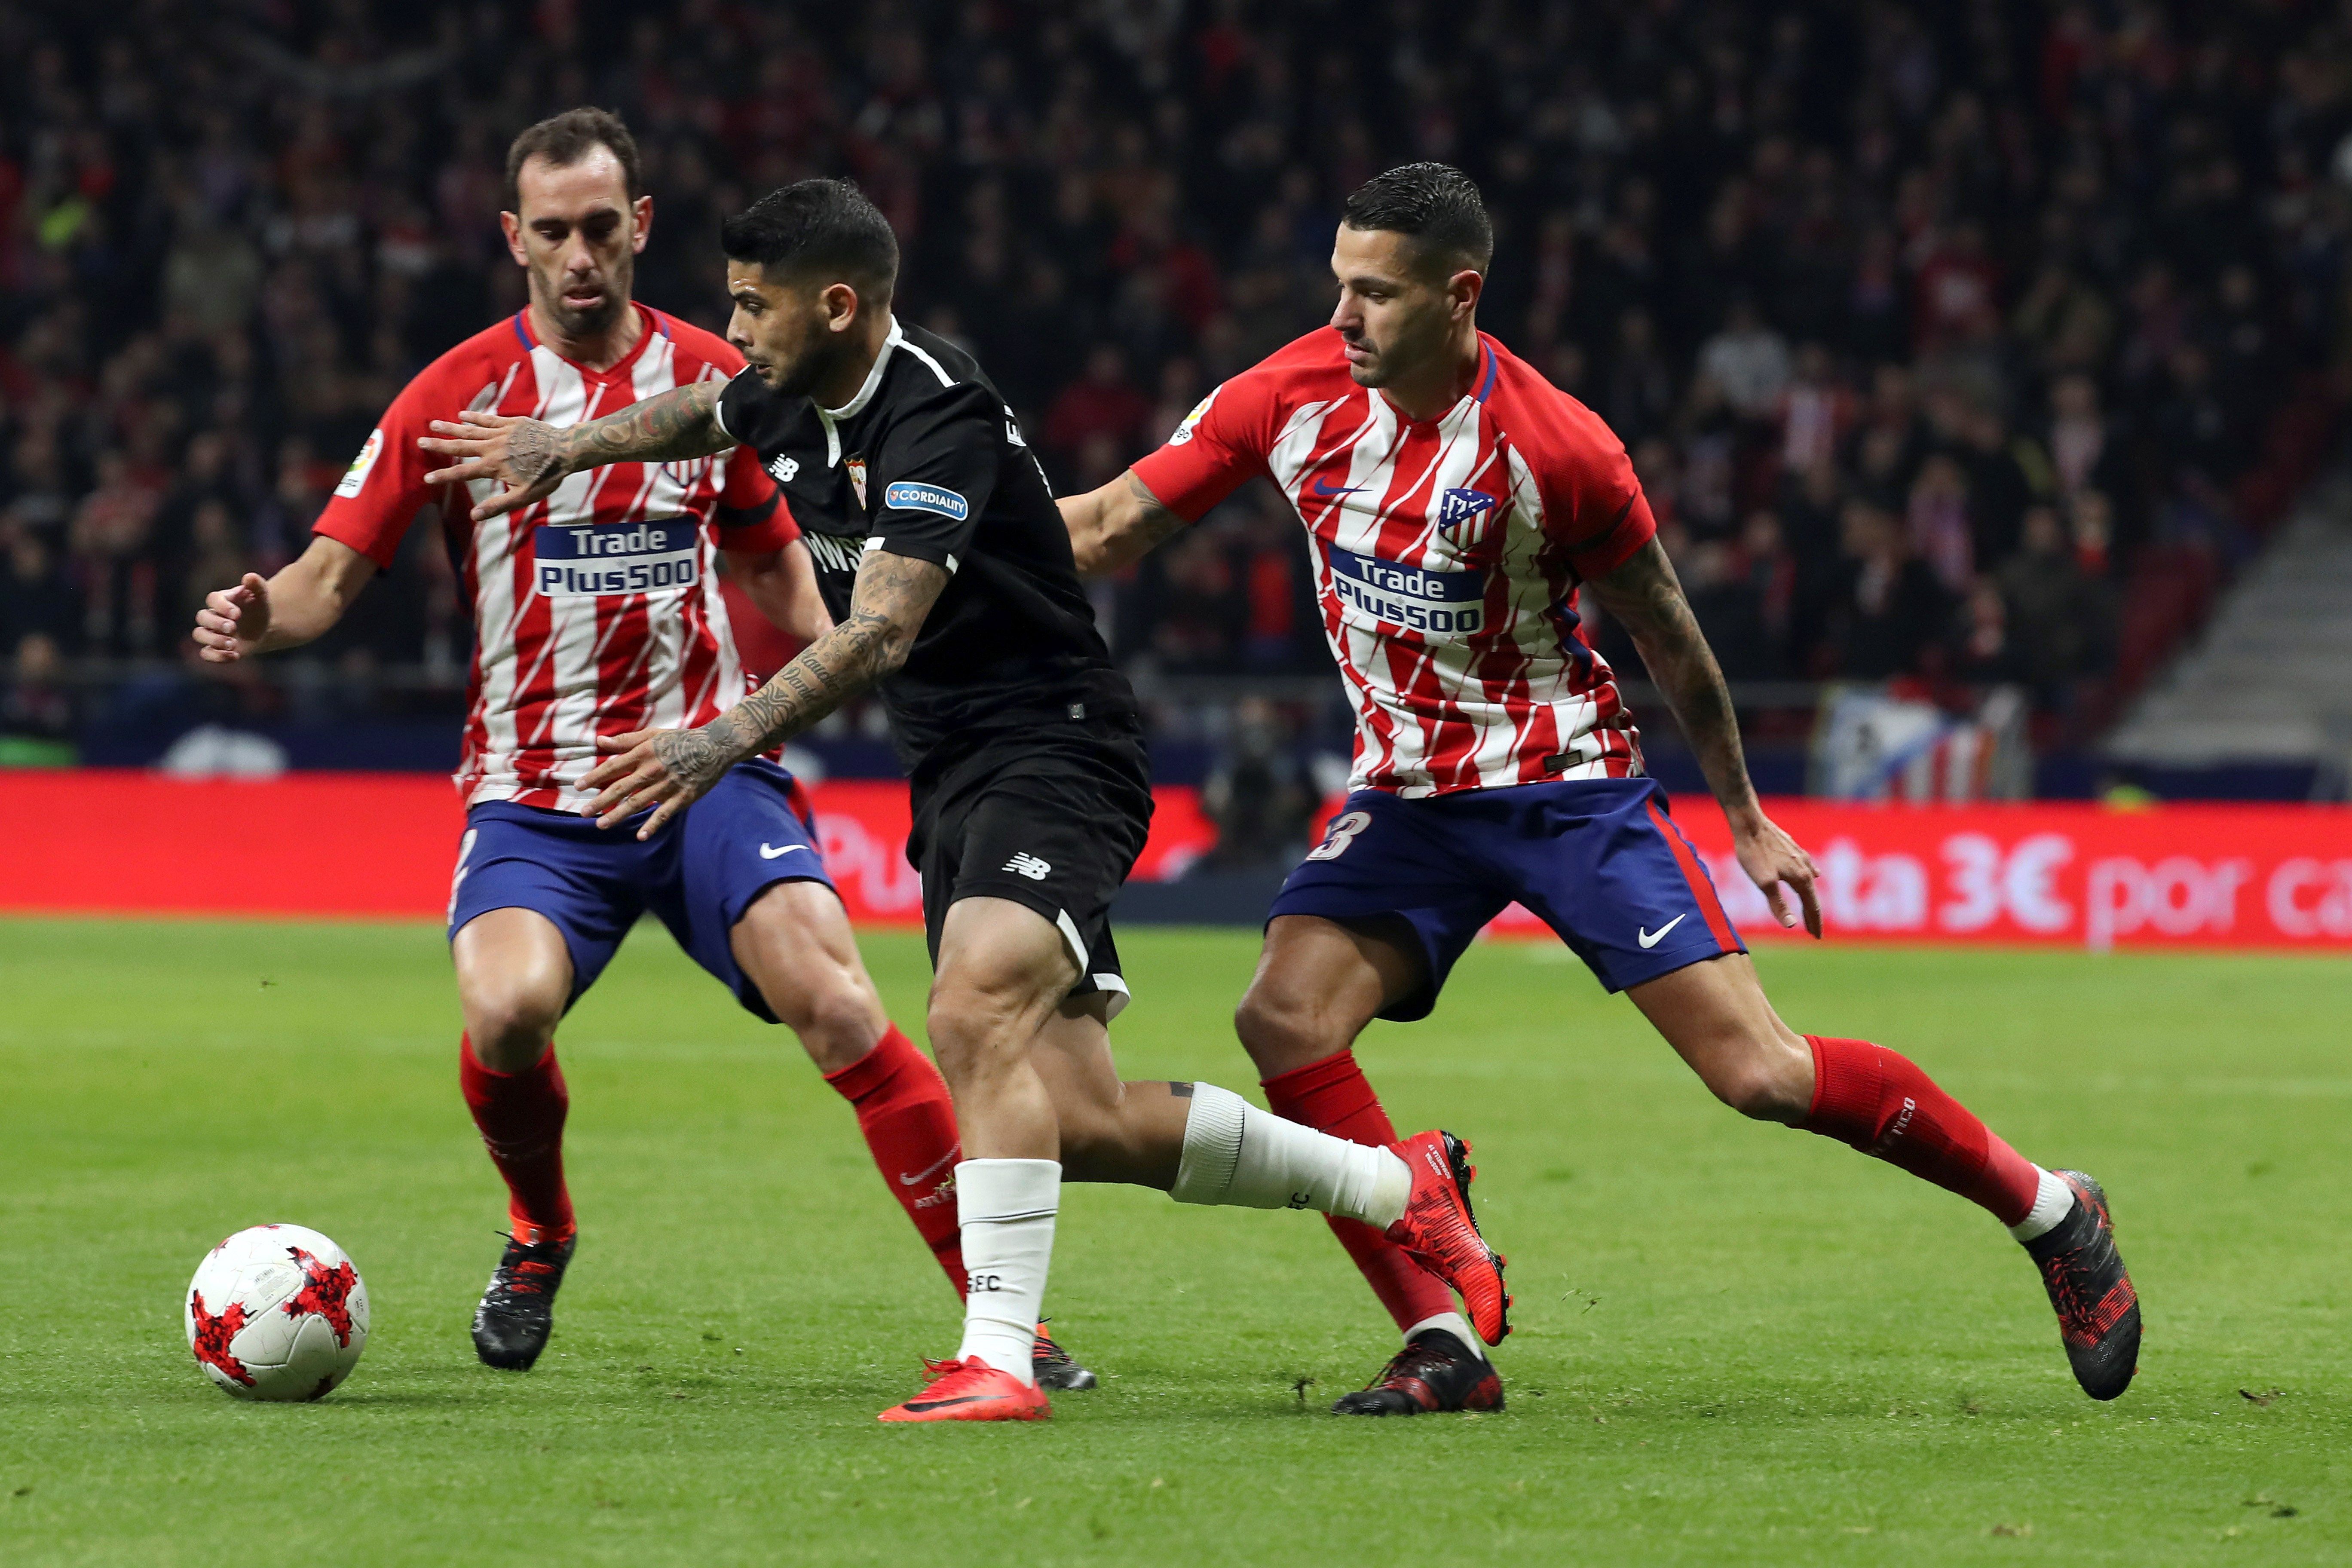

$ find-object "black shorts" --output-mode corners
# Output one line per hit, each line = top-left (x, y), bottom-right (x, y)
(906, 714), (1154, 1016)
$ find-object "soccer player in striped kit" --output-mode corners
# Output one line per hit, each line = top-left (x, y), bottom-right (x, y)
(192, 110), (1093, 1388)
(1061, 163), (2140, 1415)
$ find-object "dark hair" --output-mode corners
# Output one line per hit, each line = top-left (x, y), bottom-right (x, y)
(720, 178), (900, 298)
(504, 107), (643, 210)
(1341, 162), (1494, 276)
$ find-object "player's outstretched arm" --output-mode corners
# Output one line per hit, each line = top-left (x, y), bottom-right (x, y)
(579, 548), (949, 837)
(1585, 537), (1822, 936)
(190, 536), (378, 662)
(1059, 469), (1190, 578)
(417, 380), (735, 524)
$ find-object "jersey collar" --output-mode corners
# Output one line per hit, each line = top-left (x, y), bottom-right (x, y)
(514, 301), (662, 383)
(1378, 334), (1499, 429)
(814, 316), (901, 466)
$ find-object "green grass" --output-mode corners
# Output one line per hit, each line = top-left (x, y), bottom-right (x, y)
(0, 918), (2344, 1565)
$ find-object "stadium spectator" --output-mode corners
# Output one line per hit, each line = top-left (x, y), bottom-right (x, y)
(0, 0), (2342, 762)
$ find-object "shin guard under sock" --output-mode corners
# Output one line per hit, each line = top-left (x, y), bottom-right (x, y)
(1262, 1049), (1457, 1334)
(1800, 1035), (2041, 1225)
(458, 1035), (576, 1245)
(824, 1025), (967, 1295)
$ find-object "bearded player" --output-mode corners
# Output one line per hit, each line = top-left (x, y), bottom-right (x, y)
(1060, 163), (2141, 1415)
(420, 176), (1510, 1424)
(192, 110), (1093, 1389)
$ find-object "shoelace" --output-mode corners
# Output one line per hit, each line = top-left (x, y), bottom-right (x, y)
(908, 1356), (998, 1399)
(2038, 1246), (2095, 1333)
(484, 1242), (564, 1308)
(1368, 1342), (1456, 1388)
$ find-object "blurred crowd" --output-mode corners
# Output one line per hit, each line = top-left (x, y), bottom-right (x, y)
(3, 0), (2350, 759)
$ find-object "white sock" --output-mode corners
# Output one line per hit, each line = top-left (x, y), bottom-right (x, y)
(952, 1158), (1059, 1384)
(1168, 1083), (1411, 1229)
(2008, 1167), (2074, 1242)
(1403, 1311), (1486, 1360)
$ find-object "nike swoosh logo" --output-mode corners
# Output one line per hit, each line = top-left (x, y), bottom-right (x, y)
(1307, 478), (1360, 500)
(902, 1395), (988, 1412)
(898, 1148), (960, 1187)
(759, 843), (809, 860)
(1637, 914), (1687, 949)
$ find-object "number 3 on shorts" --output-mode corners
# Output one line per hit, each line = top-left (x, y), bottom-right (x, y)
(1306, 809), (1372, 862)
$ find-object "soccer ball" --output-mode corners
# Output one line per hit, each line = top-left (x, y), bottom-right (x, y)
(185, 1224), (370, 1401)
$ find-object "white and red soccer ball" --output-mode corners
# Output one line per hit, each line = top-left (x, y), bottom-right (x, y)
(185, 1225), (369, 1401)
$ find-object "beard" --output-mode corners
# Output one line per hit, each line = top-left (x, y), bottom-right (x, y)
(535, 256), (633, 340)
(760, 330), (850, 402)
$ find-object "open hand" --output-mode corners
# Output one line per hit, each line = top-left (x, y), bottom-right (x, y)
(576, 725), (740, 838)
(192, 573), (272, 662)
(1732, 813), (1822, 937)
(420, 410), (567, 523)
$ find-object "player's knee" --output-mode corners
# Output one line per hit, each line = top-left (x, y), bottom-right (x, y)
(924, 977), (1032, 1083)
(1704, 1042), (1812, 1123)
(463, 980), (562, 1069)
(788, 977), (884, 1073)
(1233, 984), (1344, 1073)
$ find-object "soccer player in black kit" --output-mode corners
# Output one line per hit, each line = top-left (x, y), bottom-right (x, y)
(420, 178), (1510, 1423)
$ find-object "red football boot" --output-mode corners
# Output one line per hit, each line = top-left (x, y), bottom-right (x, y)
(876, 1357), (1051, 1424)
(1384, 1131), (1511, 1345)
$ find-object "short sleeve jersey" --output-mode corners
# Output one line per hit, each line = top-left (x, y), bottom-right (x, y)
(715, 319), (1128, 770)
(1131, 327), (1656, 798)
(313, 305), (795, 810)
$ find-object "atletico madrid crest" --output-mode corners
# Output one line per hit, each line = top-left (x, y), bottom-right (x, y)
(1436, 487), (1500, 548)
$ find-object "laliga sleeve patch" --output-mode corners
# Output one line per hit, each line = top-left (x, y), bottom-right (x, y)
(881, 480), (969, 522)
(1166, 386), (1220, 446)
(334, 429), (384, 499)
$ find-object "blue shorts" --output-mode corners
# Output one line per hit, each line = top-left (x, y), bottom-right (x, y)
(445, 758), (833, 1024)
(1269, 777), (1745, 1021)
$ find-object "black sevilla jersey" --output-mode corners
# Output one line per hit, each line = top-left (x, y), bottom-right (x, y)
(715, 320), (1134, 771)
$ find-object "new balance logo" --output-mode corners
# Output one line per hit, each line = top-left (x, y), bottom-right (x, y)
(768, 455), (799, 483)
(1003, 852), (1051, 881)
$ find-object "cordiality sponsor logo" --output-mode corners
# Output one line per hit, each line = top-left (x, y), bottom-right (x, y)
(882, 480), (969, 521)
(532, 519), (699, 598)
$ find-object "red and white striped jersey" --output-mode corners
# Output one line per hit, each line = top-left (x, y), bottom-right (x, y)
(1132, 328), (1657, 798)
(314, 305), (796, 811)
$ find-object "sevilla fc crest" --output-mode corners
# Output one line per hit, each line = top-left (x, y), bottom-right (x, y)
(846, 457), (869, 510)
(1436, 487), (1499, 548)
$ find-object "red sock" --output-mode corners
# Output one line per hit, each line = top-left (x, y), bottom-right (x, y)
(458, 1035), (576, 1246)
(824, 1025), (966, 1297)
(1262, 1048), (1457, 1334)
(1801, 1035), (2040, 1225)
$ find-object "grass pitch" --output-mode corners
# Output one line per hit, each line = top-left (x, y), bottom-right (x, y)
(0, 918), (2343, 1565)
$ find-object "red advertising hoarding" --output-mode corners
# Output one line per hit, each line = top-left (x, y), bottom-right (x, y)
(4, 771), (2349, 952)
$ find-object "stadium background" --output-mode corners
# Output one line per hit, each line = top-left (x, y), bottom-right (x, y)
(3, 8), (2352, 1564)
(3, 0), (2352, 937)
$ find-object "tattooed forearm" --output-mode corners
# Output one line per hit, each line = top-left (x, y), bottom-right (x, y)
(551, 381), (734, 475)
(702, 550), (951, 763)
(1586, 537), (1763, 827)
(1063, 470), (1191, 576)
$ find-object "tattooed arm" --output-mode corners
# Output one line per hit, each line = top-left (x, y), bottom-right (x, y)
(576, 549), (950, 838)
(416, 380), (735, 523)
(1059, 468), (1191, 577)
(1584, 536), (1822, 935)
